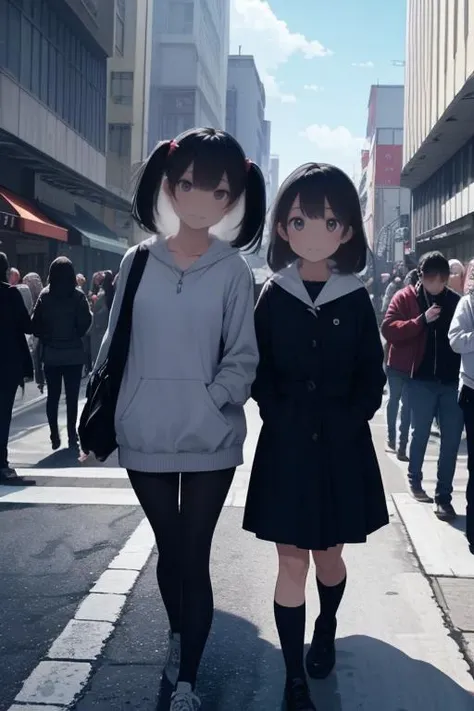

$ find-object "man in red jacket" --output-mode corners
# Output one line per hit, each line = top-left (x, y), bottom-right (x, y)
(382, 252), (463, 520)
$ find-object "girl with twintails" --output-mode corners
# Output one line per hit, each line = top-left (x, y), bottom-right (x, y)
(243, 163), (388, 710)
(93, 128), (266, 710)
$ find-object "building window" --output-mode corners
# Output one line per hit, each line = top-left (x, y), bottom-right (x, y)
(81, 0), (99, 19)
(167, 1), (194, 34)
(115, 14), (125, 54)
(6, 1), (21, 79)
(108, 123), (131, 158)
(110, 71), (133, 105)
(454, 0), (459, 57)
(0, 0), (107, 153)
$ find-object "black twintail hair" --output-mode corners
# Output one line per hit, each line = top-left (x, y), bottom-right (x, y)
(131, 127), (266, 253)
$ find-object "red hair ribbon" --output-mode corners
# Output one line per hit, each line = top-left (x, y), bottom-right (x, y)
(168, 140), (179, 155)
(245, 158), (252, 172)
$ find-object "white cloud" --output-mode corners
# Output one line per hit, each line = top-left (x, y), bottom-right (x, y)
(304, 84), (324, 92)
(300, 124), (366, 180)
(351, 61), (374, 68)
(230, 0), (332, 102)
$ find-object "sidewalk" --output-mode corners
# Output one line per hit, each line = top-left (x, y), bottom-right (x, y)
(12, 381), (45, 416)
(382, 415), (474, 675)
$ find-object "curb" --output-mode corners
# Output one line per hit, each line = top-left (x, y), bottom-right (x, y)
(12, 394), (46, 418)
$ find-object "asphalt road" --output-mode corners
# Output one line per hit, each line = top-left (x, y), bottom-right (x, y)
(1, 397), (474, 710)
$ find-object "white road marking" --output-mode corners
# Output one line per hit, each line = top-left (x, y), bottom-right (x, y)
(0, 471), (251, 507)
(0, 486), (139, 506)
(8, 518), (154, 709)
(48, 620), (114, 661)
(14, 661), (92, 707)
(90, 569), (140, 595)
(75, 593), (126, 623)
(392, 493), (474, 578)
(13, 468), (129, 478)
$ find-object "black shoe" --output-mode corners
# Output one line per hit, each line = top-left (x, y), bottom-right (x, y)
(435, 502), (457, 521)
(0, 467), (36, 486)
(51, 434), (61, 451)
(0, 467), (19, 481)
(397, 450), (409, 462)
(306, 618), (336, 680)
(285, 678), (316, 711)
(387, 439), (396, 451)
(410, 486), (434, 503)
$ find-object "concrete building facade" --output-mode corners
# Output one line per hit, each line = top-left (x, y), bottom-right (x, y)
(402, 0), (474, 261)
(226, 55), (267, 169)
(107, 0), (153, 243)
(268, 155), (280, 211)
(148, 0), (230, 150)
(359, 84), (410, 264)
(0, 0), (130, 281)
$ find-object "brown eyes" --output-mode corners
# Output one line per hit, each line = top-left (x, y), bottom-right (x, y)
(177, 181), (229, 201)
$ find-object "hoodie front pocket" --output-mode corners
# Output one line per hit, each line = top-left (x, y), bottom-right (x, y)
(117, 378), (233, 454)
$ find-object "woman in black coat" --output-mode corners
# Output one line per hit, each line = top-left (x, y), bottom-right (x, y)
(32, 257), (92, 451)
(0, 253), (33, 481)
(243, 164), (388, 711)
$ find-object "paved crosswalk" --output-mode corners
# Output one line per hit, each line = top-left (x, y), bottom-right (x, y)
(3, 400), (260, 509)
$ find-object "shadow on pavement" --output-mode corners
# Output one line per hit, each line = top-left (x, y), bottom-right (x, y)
(447, 514), (468, 534)
(33, 448), (82, 468)
(313, 634), (474, 710)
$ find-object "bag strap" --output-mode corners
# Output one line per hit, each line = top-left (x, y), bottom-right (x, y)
(107, 245), (149, 385)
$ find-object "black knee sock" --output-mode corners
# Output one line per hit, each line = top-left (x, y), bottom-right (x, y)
(274, 601), (306, 681)
(316, 576), (346, 629)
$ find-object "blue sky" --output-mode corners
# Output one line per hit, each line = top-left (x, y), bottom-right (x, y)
(230, 0), (407, 184)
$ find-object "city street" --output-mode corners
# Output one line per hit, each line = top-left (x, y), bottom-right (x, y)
(1, 397), (474, 711)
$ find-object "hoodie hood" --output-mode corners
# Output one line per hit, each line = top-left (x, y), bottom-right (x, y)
(271, 261), (364, 312)
(144, 234), (239, 274)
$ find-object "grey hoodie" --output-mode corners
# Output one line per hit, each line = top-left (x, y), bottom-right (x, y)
(95, 236), (258, 473)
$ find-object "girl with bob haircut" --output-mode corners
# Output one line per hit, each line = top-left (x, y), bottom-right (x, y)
(93, 127), (265, 711)
(243, 163), (388, 711)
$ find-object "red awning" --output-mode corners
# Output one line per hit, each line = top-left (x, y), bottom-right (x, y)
(0, 188), (68, 242)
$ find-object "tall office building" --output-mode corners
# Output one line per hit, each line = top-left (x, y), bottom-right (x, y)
(268, 155), (280, 210)
(107, 0), (154, 242)
(402, 0), (474, 261)
(359, 85), (410, 261)
(261, 119), (271, 192)
(226, 55), (267, 169)
(0, 0), (130, 279)
(148, 0), (230, 150)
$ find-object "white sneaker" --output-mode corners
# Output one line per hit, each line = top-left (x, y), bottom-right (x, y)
(164, 631), (180, 685)
(170, 682), (201, 710)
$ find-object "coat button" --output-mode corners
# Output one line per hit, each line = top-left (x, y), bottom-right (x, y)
(311, 339), (317, 348)
(307, 380), (316, 391)
(312, 432), (318, 442)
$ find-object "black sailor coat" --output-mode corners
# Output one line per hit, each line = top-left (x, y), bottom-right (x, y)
(243, 272), (389, 550)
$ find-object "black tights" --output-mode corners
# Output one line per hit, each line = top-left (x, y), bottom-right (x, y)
(128, 468), (234, 688)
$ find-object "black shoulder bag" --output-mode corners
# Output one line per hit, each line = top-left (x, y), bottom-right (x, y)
(78, 246), (149, 461)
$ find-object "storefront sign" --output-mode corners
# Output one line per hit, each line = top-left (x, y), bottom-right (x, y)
(0, 211), (18, 231)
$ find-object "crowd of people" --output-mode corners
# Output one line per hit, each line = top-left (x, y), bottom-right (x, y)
(0, 255), (117, 481)
(381, 251), (474, 554)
